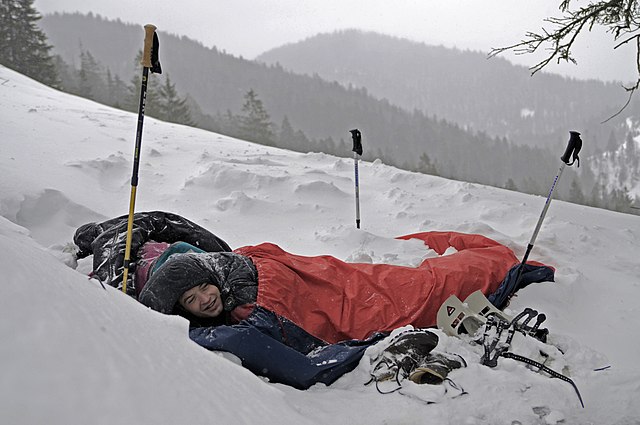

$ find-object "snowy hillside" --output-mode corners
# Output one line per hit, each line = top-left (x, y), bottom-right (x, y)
(590, 118), (640, 200)
(1, 64), (639, 425)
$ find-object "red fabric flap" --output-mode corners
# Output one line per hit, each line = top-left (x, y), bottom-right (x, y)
(235, 232), (521, 344)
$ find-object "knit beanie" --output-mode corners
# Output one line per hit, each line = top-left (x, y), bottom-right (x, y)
(138, 253), (216, 314)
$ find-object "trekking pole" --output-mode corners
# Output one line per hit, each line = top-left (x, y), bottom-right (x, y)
(121, 24), (162, 295)
(509, 131), (582, 302)
(350, 129), (363, 229)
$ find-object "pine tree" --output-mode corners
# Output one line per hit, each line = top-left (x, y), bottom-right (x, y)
(609, 187), (634, 213)
(504, 178), (518, 191)
(77, 50), (105, 100)
(633, 195), (640, 213)
(336, 138), (348, 157)
(606, 130), (619, 153)
(417, 153), (438, 175)
(0, 0), (58, 86)
(52, 54), (75, 92)
(319, 136), (336, 154)
(589, 183), (604, 208)
(294, 129), (311, 152)
(104, 70), (129, 109)
(278, 116), (297, 150)
(568, 178), (585, 205)
(215, 110), (241, 138)
(156, 74), (193, 126)
(238, 89), (275, 145)
(626, 131), (638, 168)
(127, 50), (160, 115)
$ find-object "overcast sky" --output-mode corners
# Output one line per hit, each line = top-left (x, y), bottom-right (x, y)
(35, 0), (637, 84)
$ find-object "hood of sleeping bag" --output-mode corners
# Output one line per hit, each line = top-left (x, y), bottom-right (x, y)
(73, 222), (104, 258)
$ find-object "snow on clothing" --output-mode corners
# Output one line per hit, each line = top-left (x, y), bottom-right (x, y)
(139, 231), (554, 389)
(73, 211), (231, 296)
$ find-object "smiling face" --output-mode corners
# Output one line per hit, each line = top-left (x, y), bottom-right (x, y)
(178, 283), (223, 318)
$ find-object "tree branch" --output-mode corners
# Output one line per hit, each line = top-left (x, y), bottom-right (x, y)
(603, 35), (640, 122)
(490, 1), (640, 118)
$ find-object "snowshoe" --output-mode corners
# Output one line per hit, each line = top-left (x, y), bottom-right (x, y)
(437, 291), (516, 337)
(437, 294), (486, 336)
(464, 290), (511, 323)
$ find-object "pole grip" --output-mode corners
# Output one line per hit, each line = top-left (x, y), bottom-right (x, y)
(141, 25), (156, 67)
(560, 131), (582, 166)
(350, 129), (363, 156)
(141, 24), (162, 74)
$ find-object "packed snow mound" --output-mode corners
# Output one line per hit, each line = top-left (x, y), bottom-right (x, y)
(1, 65), (640, 424)
(0, 216), (314, 425)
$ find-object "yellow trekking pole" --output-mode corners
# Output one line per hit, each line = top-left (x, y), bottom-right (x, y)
(121, 24), (162, 294)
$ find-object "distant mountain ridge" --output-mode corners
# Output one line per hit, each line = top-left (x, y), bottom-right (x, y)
(39, 13), (528, 175)
(38, 13), (639, 210)
(257, 29), (634, 153)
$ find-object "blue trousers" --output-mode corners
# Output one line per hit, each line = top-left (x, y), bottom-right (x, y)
(190, 307), (386, 389)
(190, 264), (553, 389)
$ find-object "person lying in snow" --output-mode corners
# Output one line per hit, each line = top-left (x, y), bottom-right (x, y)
(73, 212), (554, 389)
(138, 230), (554, 389)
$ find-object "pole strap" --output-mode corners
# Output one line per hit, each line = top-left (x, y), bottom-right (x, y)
(560, 131), (582, 167)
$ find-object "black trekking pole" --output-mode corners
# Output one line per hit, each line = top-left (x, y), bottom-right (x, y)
(350, 129), (363, 229)
(121, 24), (162, 295)
(507, 131), (582, 305)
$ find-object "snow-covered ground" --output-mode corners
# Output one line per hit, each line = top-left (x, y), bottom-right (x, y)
(1, 65), (639, 425)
